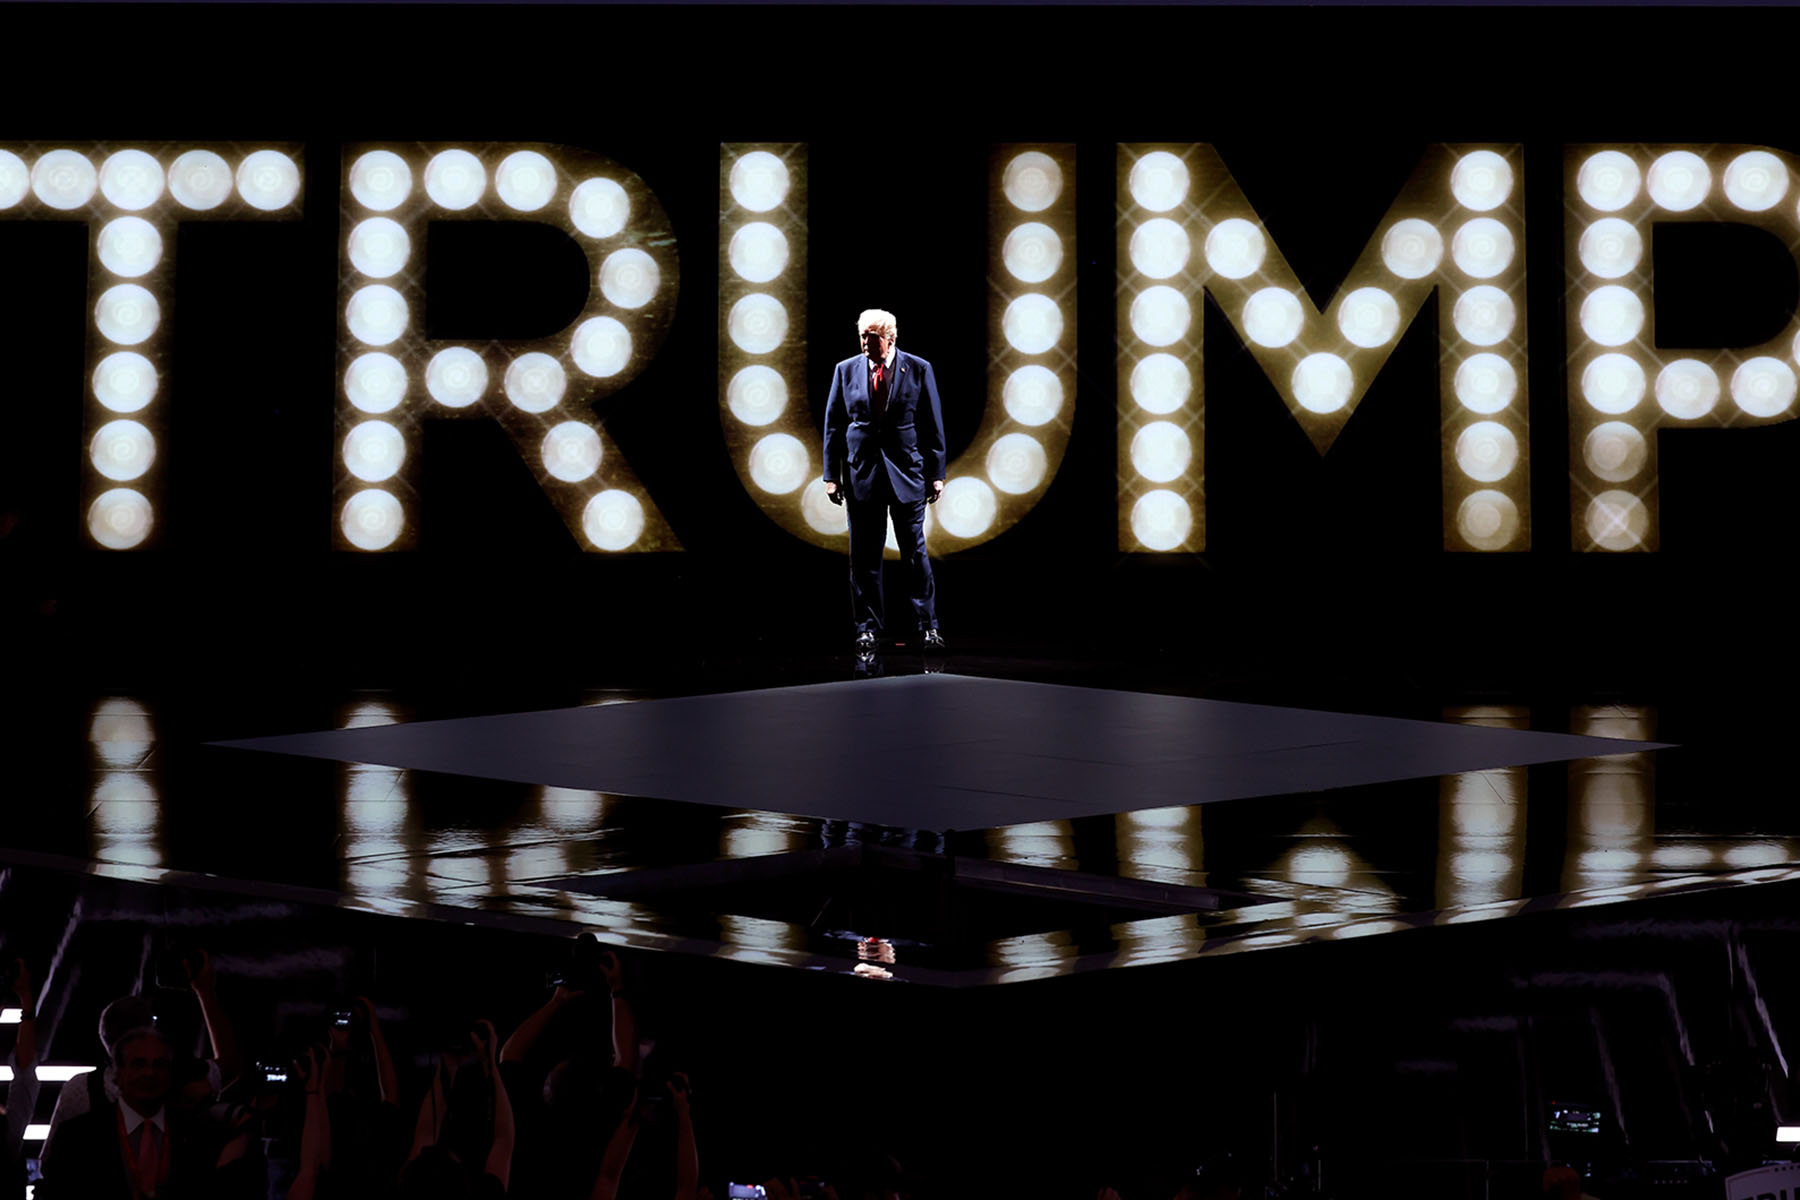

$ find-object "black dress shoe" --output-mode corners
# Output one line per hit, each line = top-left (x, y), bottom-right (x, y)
(854, 630), (878, 651)
(921, 628), (946, 650)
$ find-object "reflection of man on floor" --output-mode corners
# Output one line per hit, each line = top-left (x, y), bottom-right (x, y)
(823, 308), (947, 652)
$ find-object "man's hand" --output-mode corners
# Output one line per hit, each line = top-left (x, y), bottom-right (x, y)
(929, 478), (945, 503)
(10, 958), (34, 1008)
(825, 480), (842, 506)
(185, 946), (217, 996)
(598, 949), (624, 994)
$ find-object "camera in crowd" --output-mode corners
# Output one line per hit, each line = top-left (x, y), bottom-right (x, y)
(546, 931), (606, 991)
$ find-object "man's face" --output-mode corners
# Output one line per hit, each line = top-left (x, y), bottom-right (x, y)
(117, 1034), (173, 1112)
(861, 326), (893, 362)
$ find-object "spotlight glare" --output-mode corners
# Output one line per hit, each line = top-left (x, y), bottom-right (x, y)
(1654, 358), (1720, 419)
(728, 222), (790, 284)
(1730, 355), (1797, 417)
(88, 487), (153, 549)
(425, 346), (489, 408)
(582, 489), (646, 550)
(1203, 218), (1266, 280)
(236, 149), (301, 211)
(1128, 151), (1188, 212)
(570, 177), (630, 238)
(1452, 285), (1516, 347)
(1453, 353), (1518, 414)
(424, 149), (486, 210)
(1450, 217), (1514, 279)
(31, 149), (96, 209)
(1646, 150), (1711, 211)
(1127, 218), (1187, 280)
(1129, 420), (1192, 483)
(542, 421), (603, 482)
(95, 284), (160, 346)
(1451, 150), (1514, 211)
(346, 284), (408, 347)
(572, 315), (634, 377)
(348, 218), (411, 279)
(98, 150), (164, 210)
(1336, 286), (1401, 348)
(1454, 420), (1519, 482)
(801, 479), (849, 535)
(342, 420), (406, 483)
(90, 419), (155, 482)
(345, 353), (407, 414)
(986, 432), (1048, 494)
(1130, 489), (1192, 551)
(97, 217), (163, 278)
(729, 150), (791, 212)
(748, 432), (809, 494)
(1130, 354), (1190, 415)
(1002, 293), (1064, 354)
(937, 477), (998, 538)
(1586, 490), (1649, 551)
(1725, 150), (1788, 211)
(1381, 218), (1444, 279)
(599, 248), (659, 309)
(1581, 354), (1646, 414)
(1455, 489), (1520, 550)
(1002, 150), (1063, 212)
(1002, 364), (1064, 426)
(1242, 287), (1303, 348)
(340, 488), (403, 550)
(168, 149), (233, 210)
(0, 150), (27, 208)
(727, 364), (788, 426)
(1128, 286), (1191, 348)
(726, 293), (788, 355)
(1582, 421), (1647, 482)
(349, 150), (412, 211)
(495, 149), (557, 212)
(94, 352), (157, 413)
(1291, 352), (1353, 414)
(1578, 218), (1643, 279)
(504, 352), (568, 414)
(1577, 150), (1641, 211)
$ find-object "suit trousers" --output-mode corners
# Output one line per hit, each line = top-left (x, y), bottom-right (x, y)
(846, 490), (936, 634)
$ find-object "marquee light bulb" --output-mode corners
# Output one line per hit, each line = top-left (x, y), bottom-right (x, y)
(727, 294), (787, 355)
(1577, 150), (1640, 211)
(1453, 353), (1517, 414)
(1337, 287), (1401, 348)
(937, 477), (998, 538)
(1725, 150), (1788, 211)
(1131, 489), (1191, 551)
(1730, 356), (1797, 417)
(727, 364), (787, 426)
(496, 149), (557, 212)
(1002, 150), (1063, 212)
(599, 248), (659, 309)
(1291, 352), (1353, 413)
(424, 149), (486, 210)
(801, 479), (848, 535)
(986, 432), (1048, 494)
(1130, 354), (1190, 415)
(348, 218), (411, 279)
(94, 352), (157, 413)
(95, 284), (159, 346)
(31, 149), (96, 209)
(1381, 218), (1443, 280)
(346, 285), (408, 347)
(341, 488), (403, 550)
(0, 150), (27, 208)
(573, 315), (634, 376)
(1203, 218), (1266, 280)
(1005, 221), (1065, 283)
(571, 177), (630, 238)
(1586, 490), (1648, 551)
(1581, 353), (1646, 414)
(1654, 358), (1719, 419)
(236, 150), (301, 211)
(97, 217), (163, 278)
(583, 489), (646, 550)
(729, 222), (790, 283)
(1646, 150), (1711, 211)
(542, 421), (603, 482)
(504, 352), (568, 414)
(1454, 420), (1519, 482)
(99, 150), (164, 210)
(168, 150), (233, 211)
(349, 150), (412, 211)
(1003, 364), (1063, 425)
(1129, 286), (1190, 348)
(1128, 151), (1188, 212)
(90, 419), (155, 482)
(1583, 421), (1647, 482)
(748, 432), (808, 494)
(1451, 218), (1514, 279)
(1455, 489), (1520, 550)
(1130, 420), (1192, 482)
(345, 353), (407, 414)
(1578, 218), (1642, 279)
(343, 420), (406, 483)
(1242, 287), (1303, 348)
(426, 347), (488, 408)
(88, 488), (153, 549)
(1451, 150), (1513, 211)
(729, 150), (790, 212)
(1128, 218), (1187, 280)
(1002, 293), (1063, 354)
(1453, 286), (1515, 346)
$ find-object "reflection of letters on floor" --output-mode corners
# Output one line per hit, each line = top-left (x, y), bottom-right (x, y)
(1726, 1161), (1800, 1200)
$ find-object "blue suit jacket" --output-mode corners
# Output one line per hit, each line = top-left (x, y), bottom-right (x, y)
(822, 350), (946, 503)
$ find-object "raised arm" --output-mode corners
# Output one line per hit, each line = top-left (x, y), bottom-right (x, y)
(500, 983), (582, 1064)
(288, 1046), (333, 1200)
(598, 951), (637, 1076)
(2, 960), (40, 1164)
(475, 1020), (515, 1191)
(589, 1080), (641, 1200)
(408, 1053), (453, 1164)
(186, 948), (244, 1089)
(670, 1073), (698, 1200)
(359, 995), (400, 1105)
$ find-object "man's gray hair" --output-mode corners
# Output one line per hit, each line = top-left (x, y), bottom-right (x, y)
(857, 309), (897, 340)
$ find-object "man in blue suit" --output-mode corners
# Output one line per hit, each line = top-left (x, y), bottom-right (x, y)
(823, 308), (947, 652)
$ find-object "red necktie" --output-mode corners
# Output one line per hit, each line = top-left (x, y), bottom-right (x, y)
(871, 363), (886, 419)
(137, 1121), (162, 1198)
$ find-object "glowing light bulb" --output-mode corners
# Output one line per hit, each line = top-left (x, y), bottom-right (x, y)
(95, 284), (159, 346)
(1577, 150), (1640, 211)
(31, 149), (96, 209)
(583, 490), (646, 550)
(1453, 286), (1515, 346)
(88, 488), (152, 549)
(1002, 293), (1063, 354)
(424, 347), (488, 408)
(599, 248), (659, 308)
(1128, 218), (1187, 280)
(340, 488), (403, 550)
(1130, 490), (1191, 551)
(727, 364), (787, 426)
(1128, 151), (1188, 212)
(496, 149), (557, 211)
(424, 149), (486, 210)
(345, 353), (407, 414)
(1451, 150), (1513, 211)
(1581, 353), (1645, 414)
(1003, 150), (1063, 212)
(1453, 353), (1517, 414)
(1242, 287), (1302, 348)
(1129, 286), (1190, 348)
(749, 432), (808, 494)
(89, 419), (155, 481)
(1454, 420), (1519, 482)
(1582, 421), (1647, 482)
(1725, 150), (1788, 211)
(1130, 420), (1191, 482)
(1451, 217), (1514, 278)
(236, 150), (301, 211)
(1730, 355), (1797, 417)
(1291, 353), (1353, 414)
(1336, 287), (1400, 348)
(729, 222), (790, 283)
(1586, 490), (1648, 551)
(98, 150), (164, 210)
(349, 150), (412, 211)
(1577, 218), (1642, 279)
(1204, 218), (1265, 280)
(937, 478), (998, 538)
(571, 177), (630, 238)
(348, 218), (411, 279)
(986, 432), (1048, 494)
(542, 421), (603, 482)
(1129, 354), (1190, 415)
(94, 352), (157, 414)
(97, 217), (163, 278)
(504, 352), (568, 414)
(802, 479), (849, 535)
(1646, 150), (1710, 211)
(342, 420), (406, 482)
(1003, 365), (1063, 425)
(0, 150), (27, 208)
(1381, 218), (1443, 279)
(1654, 358), (1719, 419)
(729, 150), (790, 212)
(727, 294), (787, 355)
(1455, 490), (1520, 550)
(346, 285), (408, 347)
(168, 150), (233, 210)
(572, 316), (634, 376)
